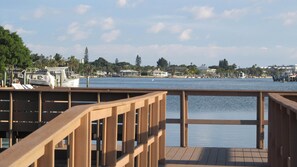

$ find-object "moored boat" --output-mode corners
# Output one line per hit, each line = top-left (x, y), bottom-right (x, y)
(28, 67), (80, 87)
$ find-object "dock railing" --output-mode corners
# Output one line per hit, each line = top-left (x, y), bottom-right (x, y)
(2, 87), (297, 166)
(71, 88), (273, 149)
(1, 88), (286, 150)
(163, 89), (267, 149)
(268, 93), (297, 167)
(0, 90), (167, 167)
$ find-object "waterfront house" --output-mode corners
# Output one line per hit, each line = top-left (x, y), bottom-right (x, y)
(151, 69), (168, 77)
(119, 70), (139, 77)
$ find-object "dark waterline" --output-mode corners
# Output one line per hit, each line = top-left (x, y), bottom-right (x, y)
(80, 77), (296, 148)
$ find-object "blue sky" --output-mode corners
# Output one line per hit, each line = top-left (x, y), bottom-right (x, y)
(1, 0), (297, 67)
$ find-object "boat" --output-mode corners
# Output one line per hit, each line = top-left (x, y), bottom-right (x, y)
(28, 67), (80, 87)
(238, 72), (246, 79)
(272, 71), (297, 82)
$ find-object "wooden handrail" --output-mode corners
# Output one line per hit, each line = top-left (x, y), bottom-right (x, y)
(268, 93), (297, 167)
(0, 91), (167, 167)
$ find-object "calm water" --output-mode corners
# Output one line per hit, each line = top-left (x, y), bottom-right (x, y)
(80, 78), (297, 148)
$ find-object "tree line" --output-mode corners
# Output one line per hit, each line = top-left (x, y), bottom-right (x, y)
(0, 26), (284, 80)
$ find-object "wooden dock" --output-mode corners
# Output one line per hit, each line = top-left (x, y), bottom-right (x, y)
(165, 147), (268, 167)
(0, 88), (296, 167)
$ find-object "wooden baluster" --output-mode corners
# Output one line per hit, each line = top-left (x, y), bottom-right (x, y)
(68, 132), (75, 167)
(257, 92), (264, 149)
(122, 93), (130, 155)
(281, 108), (290, 167)
(290, 112), (297, 167)
(122, 114), (127, 154)
(180, 91), (188, 147)
(268, 98), (274, 166)
(126, 103), (136, 167)
(101, 118), (107, 166)
(74, 113), (91, 166)
(38, 141), (54, 167)
(9, 92), (13, 147)
(105, 107), (118, 167)
(66, 92), (72, 167)
(140, 100), (149, 167)
(275, 104), (282, 167)
(151, 96), (160, 167)
(38, 92), (42, 127)
(159, 94), (166, 165)
(96, 93), (101, 167)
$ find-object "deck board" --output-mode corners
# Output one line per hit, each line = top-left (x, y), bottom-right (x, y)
(165, 147), (269, 167)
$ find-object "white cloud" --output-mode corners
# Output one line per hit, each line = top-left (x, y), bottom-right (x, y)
(86, 19), (99, 27)
(101, 17), (115, 30)
(3, 24), (33, 35)
(184, 6), (215, 19)
(101, 30), (120, 42)
(179, 29), (192, 41)
(57, 35), (67, 41)
(148, 22), (165, 33)
(27, 43), (68, 56)
(222, 8), (248, 18)
(279, 11), (297, 26)
(34, 8), (45, 18)
(75, 4), (91, 15)
(117, 0), (127, 7)
(169, 25), (183, 33)
(67, 22), (89, 40)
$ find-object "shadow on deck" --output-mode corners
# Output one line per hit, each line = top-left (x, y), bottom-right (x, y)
(164, 147), (269, 167)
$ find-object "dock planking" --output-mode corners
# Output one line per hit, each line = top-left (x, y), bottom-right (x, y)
(165, 147), (269, 167)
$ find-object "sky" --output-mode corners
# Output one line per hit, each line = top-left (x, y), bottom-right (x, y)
(1, 0), (297, 68)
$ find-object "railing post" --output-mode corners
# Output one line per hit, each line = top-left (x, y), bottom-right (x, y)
(96, 93), (101, 167)
(74, 113), (91, 166)
(139, 100), (149, 167)
(125, 103), (136, 167)
(151, 96), (160, 167)
(180, 91), (188, 147)
(101, 118), (107, 166)
(159, 94), (166, 165)
(9, 92), (13, 147)
(105, 107), (118, 167)
(268, 98), (274, 166)
(38, 92), (42, 126)
(290, 112), (297, 167)
(257, 92), (264, 149)
(68, 132), (75, 167)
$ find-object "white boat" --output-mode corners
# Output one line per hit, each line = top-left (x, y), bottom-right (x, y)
(239, 72), (246, 79)
(28, 67), (80, 87)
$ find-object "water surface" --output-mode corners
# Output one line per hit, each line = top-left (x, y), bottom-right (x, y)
(80, 78), (297, 148)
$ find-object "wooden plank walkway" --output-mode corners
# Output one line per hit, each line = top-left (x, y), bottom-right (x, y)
(164, 147), (268, 167)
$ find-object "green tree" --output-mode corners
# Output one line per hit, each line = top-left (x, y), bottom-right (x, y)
(67, 56), (80, 73)
(84, 47), (89, 63)
(53, 53), (65, 66)
(84, 64), (95, 76)
(156, 57), (168, 70)
(219, 59), (228, 70)
(135, 55), (141, 67)
(0, 26), (31, 81)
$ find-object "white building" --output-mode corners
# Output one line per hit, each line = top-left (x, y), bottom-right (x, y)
(119, 70), (139, 77)
(151, 70), (168, 77)
(96, 70), (107, 77)
(268, 64), (297, 73)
